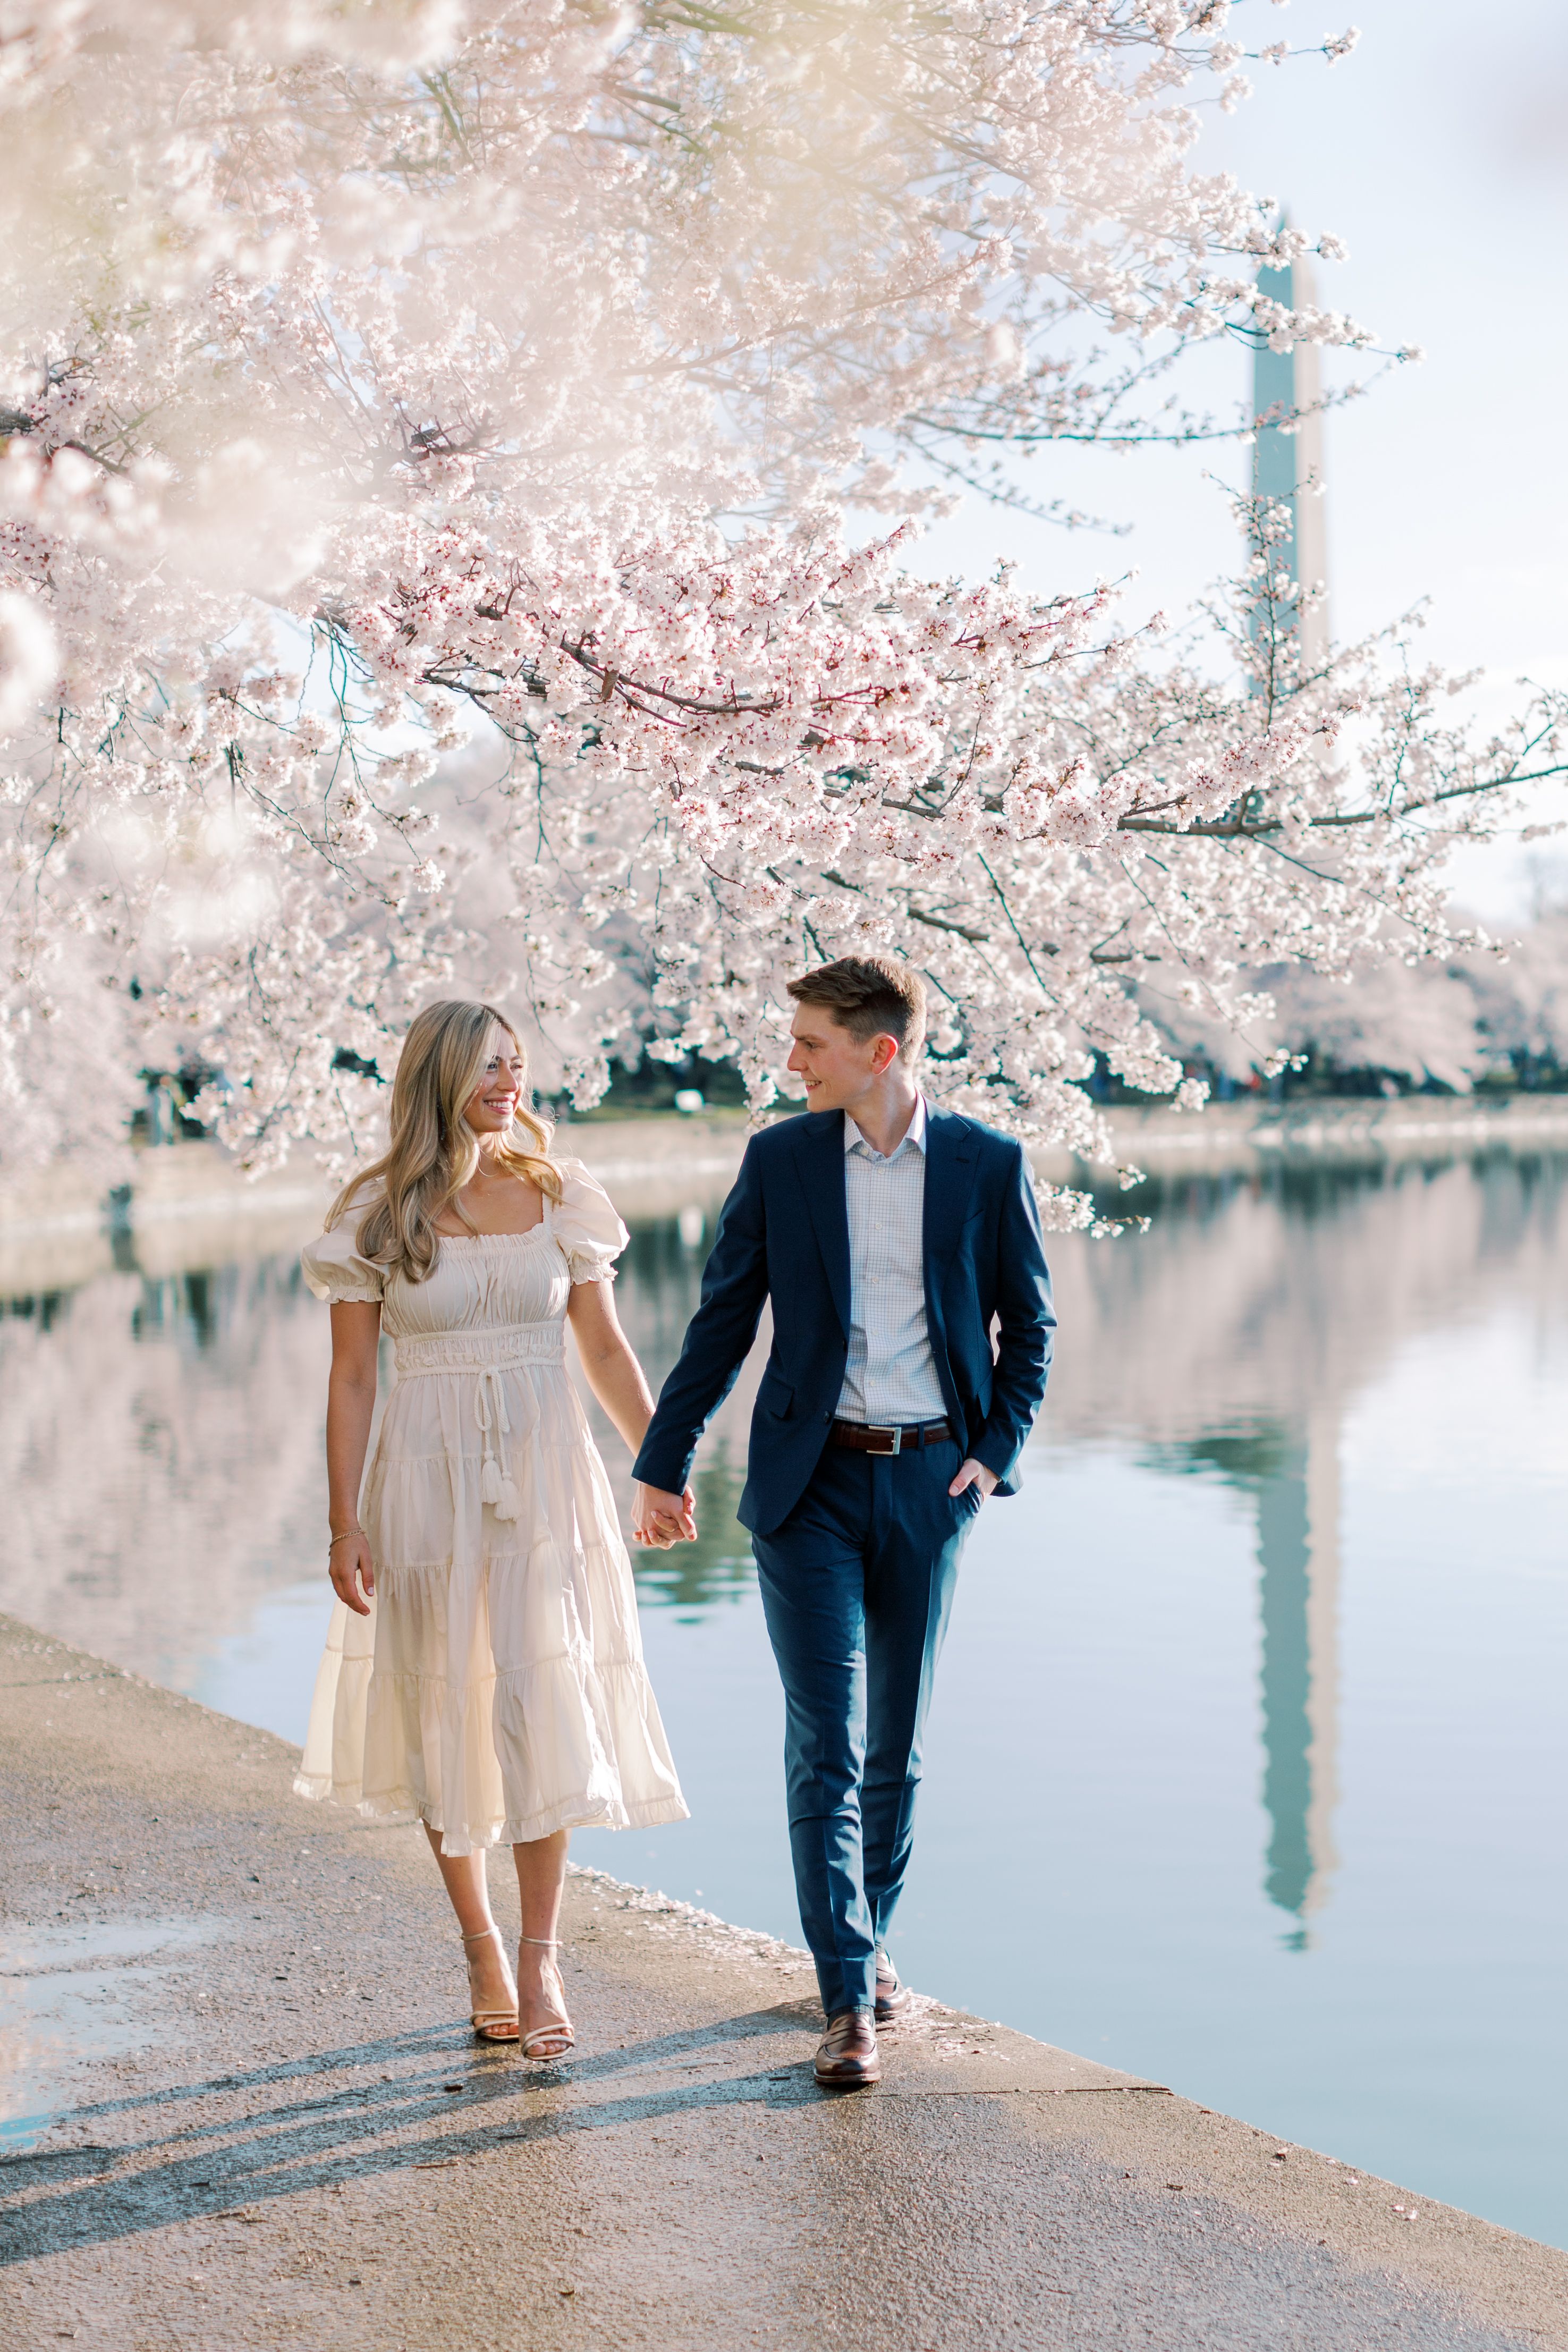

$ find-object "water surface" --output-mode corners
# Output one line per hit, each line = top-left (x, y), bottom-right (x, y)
(2, 1149), (1563, 2244)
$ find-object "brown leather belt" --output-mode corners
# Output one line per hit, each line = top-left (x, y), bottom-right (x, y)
(829, 1417), (956, 1457)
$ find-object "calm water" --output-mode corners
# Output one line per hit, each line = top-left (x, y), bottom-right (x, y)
(2, 1150), (1564, 2244)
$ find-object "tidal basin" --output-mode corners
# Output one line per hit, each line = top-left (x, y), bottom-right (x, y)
(2, 1136), (1564, 2247)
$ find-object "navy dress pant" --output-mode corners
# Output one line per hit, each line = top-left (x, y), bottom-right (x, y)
(750, 1436), (980, 2018)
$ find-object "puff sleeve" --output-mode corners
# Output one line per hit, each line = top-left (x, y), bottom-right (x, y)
(551, 1158), (630, 1285)
(300, 1220), (385, 1305)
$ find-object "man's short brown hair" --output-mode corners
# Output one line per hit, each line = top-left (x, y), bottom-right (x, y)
(786, 953), (928, 1064)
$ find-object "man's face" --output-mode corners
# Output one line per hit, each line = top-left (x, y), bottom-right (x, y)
(785, 1005), (897, 1110)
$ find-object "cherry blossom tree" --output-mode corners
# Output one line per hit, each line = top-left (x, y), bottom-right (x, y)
(0, 0), (1562, 1215)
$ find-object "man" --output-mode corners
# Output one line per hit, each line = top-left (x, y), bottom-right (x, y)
(632, 954), (1055, 2087)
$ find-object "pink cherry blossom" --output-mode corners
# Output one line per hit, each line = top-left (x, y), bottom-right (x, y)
(0, 3), (1557, 1224)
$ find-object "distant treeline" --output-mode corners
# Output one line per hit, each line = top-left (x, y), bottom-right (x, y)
(1143, 904), (1568, 1102)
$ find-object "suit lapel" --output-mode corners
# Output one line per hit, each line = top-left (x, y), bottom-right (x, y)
(794, 1110), (851, 1338)
(922, 1110), (979, 1335)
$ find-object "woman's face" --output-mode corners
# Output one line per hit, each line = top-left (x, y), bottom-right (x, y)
(462, 1027), (526, 1139)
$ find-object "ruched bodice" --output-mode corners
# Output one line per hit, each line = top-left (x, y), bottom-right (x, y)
(300, 1158), (626, 1323)
(295, 1161), (688, 1854)
(378, 1227), (583, 1351)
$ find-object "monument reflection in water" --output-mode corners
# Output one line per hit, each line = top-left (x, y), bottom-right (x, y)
(0, 1145), (1564, 2244)
(1159, 1417), (1340, 1943)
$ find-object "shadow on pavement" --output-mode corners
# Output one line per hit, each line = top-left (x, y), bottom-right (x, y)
(0, 2004), (826, 2261)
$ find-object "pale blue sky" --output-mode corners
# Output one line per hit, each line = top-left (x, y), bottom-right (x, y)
(914, 0), (1568, 918)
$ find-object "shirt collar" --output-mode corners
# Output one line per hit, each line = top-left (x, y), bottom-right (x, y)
(844, 1093), (928, 1160)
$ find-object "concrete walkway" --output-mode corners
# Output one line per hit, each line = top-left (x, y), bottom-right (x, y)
(2, 1615), (1565, 2352)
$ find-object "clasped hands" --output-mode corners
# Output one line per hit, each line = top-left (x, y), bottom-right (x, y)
(632, 1483), (697, 1547)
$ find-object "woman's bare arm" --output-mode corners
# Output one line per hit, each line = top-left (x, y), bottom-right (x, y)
(326, 1299), (381, 1614)
(566, 1280), (694, 1542)
(565, 1279), (657, 1453)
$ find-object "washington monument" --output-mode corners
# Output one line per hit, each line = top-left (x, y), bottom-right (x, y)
(1252, 243), (1329, 665)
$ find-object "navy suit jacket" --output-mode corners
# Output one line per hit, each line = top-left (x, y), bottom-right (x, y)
(631, 1105), (1055, 1536)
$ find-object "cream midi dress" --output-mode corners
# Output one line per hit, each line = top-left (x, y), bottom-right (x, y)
(294, 1160), (688, 1853)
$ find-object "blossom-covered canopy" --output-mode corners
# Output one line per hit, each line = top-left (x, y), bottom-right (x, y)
(0, 1), (1559, 1214)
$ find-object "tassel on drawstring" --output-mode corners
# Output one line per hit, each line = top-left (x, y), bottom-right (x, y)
(475, 1367), (520, 1518)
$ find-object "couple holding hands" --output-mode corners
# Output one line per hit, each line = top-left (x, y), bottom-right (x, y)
(299, 955), (1054, 2087)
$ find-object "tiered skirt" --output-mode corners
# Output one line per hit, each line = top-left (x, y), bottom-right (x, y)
(295, 1340), (688, 1854)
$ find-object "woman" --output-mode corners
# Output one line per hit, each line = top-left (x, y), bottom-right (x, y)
(295, 1000), (691, 2057)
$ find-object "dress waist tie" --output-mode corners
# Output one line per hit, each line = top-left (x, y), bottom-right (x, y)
(391, 1324), (563, 1524)
(474, 1366), (523, 1522)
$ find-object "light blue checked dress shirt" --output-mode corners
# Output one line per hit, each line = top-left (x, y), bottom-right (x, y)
(836, 1094), (947, 1427)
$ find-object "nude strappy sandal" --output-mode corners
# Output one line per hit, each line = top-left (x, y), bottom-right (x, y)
(517, 1934), (575, 2060)
(462, 1926), (520, 2043)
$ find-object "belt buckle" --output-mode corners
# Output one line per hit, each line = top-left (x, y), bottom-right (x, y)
(867, 1424), (902, 1457)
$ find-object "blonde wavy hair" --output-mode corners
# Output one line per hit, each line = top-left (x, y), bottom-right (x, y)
(327, 1000), (562, 1285)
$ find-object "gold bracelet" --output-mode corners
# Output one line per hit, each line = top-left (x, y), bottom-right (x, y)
(328, 1528), (365, 1547)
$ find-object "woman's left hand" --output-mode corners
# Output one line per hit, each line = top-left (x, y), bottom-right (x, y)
(329, 1529), (376, 1615)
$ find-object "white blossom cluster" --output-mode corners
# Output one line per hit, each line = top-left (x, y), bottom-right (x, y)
(0, 0), (1559, 1216)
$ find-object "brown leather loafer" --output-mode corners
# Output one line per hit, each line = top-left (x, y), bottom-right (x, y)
(875, 1949), (912, 2024)
(813, 2008), (881, 2088)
